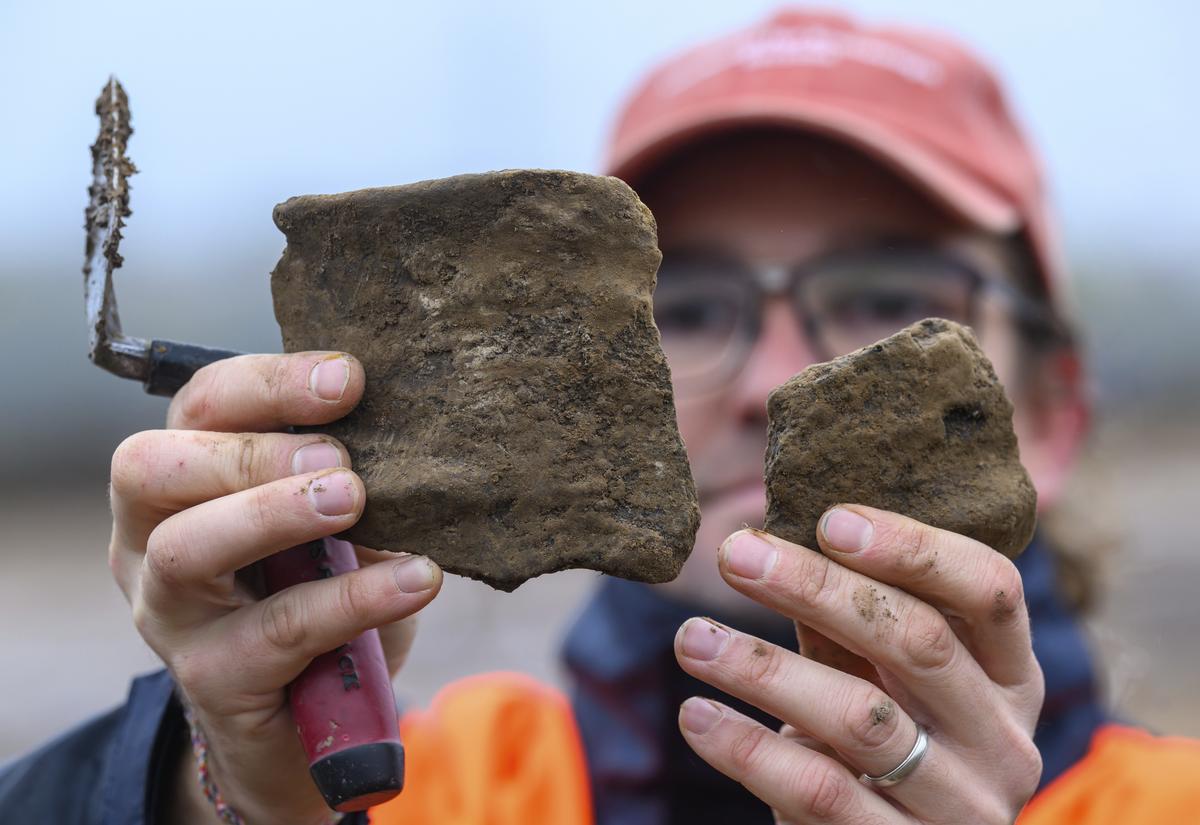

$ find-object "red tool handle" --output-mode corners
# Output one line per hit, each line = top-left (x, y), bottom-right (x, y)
(260, 537), (404, 812)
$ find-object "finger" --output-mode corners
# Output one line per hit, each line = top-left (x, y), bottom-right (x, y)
(779, 723), (849, 771)
(815, 505), (1038, 690)
(167, 352), (365, 432)
(717, 528), (999, 745)
(140, 469), (364, 619)
(352, 544), (400, 568)
(677, 698), (901, 824)
(179, 555), (441, 710)
(677, 618), (955, 815)
(110, 429), (350, 549)
(377, 614), (420, 677)
(796, 624), (880, 687)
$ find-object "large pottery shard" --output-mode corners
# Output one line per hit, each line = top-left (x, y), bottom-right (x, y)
(765, 318), (1036, 559)
(271, 170), (700, 590)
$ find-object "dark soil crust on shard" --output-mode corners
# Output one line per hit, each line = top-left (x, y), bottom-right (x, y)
(271, 170), (699, 590)
(764, 318), (1036, 559)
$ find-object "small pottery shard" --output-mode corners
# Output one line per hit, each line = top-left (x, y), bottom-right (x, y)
(271, 170), (700, 591)
(764, 318), (1036, 559)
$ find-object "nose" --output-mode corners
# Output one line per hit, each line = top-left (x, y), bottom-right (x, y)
(730, 298), (819, 424)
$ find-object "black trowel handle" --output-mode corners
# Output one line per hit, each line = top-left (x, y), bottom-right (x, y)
(144, 339), (241, 397)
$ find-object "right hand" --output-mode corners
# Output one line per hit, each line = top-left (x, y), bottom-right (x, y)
(108, 351), (442, 825)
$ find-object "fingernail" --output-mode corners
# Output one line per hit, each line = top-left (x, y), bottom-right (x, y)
(308, 470), (357, 516)
(680, 697), (722, 734)
(680, 618), (730, 661)
(309, 356), (350, 401)
(723, 531), (777, 579)
(821, 508), (874, 552)
(393, 556), (436, 593)
(291, 442), (343, 475)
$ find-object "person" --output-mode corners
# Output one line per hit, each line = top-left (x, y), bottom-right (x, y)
(3, 8), (1198, 825)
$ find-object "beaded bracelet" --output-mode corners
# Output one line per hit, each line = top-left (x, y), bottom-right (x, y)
(182, 704), (345, 825)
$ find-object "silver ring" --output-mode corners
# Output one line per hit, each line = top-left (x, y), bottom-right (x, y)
(859, 724), (929, 789)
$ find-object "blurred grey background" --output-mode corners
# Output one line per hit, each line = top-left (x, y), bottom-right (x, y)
(1, 0), (1197, 758)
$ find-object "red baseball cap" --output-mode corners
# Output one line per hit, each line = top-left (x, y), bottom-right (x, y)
(605, 8), (1066, 300)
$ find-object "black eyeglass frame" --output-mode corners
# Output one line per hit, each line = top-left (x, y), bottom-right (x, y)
(653, 243), (1069, 395)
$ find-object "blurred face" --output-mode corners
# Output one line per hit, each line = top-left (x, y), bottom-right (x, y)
(639, 132), (1061, 617)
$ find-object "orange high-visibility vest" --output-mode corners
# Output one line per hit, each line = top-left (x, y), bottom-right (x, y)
(1017, 725), (1200, 824)
(368, 675), (1200, 825)
(368, 673), (592, 825)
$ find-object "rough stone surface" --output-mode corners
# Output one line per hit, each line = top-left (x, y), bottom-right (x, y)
(764, 318), (1036, 558)
(271, 170), (700, 590)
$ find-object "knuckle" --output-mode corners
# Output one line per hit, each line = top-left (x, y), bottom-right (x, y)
(170, 363), (221, 429)
(742, 641), (786, 693)
(972, 796), (1020, 825)
(110, 431), (158, 497)
(264, 356), (294, 407)
(892, 518), (942, 572)
(1015, 738), (1044, 799)
(130, 598), (157, 639)
(259, 594), (307, 653)
(171, 651), (216, 700)
(143, 524), (190, 590)
(230, 435), (259, 488)
(899, 611), (958, 672)
(998, 721), (1043, 799)
(985, 558), (1027, 625)
(171, 655), (201, 689)
(840, 688), (902, 753)
(245, 485), (287, 537)
(796, 759), (855, 820)
(728, 723), (773, 777)
(107, 537), (121, 578)
(108, 535), (136, 597)
(788, 555), (839, 609)
(333, 573), (374, 629)
(1024, 659), (1047, 708)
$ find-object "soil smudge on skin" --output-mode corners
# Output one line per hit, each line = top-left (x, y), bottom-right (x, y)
(853, 584), (897, 624)
(991, 589), (1018, 624)
(854, 586), (878, 622)
(923, 551), (939, 575)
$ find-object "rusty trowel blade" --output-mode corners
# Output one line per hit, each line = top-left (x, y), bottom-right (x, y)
(83, 77), (150, 381)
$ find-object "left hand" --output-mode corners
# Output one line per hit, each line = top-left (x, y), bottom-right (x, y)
(107, 352), (442, 825)
(673, 505), (1045, 824)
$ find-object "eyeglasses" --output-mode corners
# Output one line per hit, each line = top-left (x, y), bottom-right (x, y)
(653, 243), (1059, 397)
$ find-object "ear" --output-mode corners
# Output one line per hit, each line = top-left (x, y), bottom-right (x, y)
(1013, 348), (1090, 512)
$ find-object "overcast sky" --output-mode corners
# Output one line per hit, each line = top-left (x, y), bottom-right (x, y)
(1, 0), (1196, 283)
